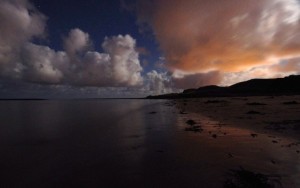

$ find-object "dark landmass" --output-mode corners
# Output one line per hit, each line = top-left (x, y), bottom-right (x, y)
(147, 75), (300, 99)
(0, 98), (48, 100)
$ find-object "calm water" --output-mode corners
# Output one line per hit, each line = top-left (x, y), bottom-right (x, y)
(0, 100), (299, 187)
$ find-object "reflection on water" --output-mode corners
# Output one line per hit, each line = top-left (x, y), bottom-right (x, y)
(0, 100), (299, 187)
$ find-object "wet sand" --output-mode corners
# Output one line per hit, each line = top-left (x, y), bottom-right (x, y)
(176, 95), (300, 138)
(174, 95), (300, 187)
(0, 98), (299, 187)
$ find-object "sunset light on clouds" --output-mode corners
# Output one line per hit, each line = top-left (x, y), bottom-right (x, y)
(0, 0), (300, 97)
(137, 0), (300, 86)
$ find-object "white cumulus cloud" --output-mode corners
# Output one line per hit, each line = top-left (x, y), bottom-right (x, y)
(0, 0), (144, 89)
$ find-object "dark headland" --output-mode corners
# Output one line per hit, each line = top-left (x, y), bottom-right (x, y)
(146, 75), (300, 99)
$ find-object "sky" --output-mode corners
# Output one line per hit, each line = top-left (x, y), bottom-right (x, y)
(1, 0), (300, 98)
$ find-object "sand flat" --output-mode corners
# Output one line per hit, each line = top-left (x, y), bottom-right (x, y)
(176, 95), (300, 138)
(174, 95), (300, 187)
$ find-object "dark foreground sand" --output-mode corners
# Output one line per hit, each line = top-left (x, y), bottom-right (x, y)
(173, 95), (300, 187)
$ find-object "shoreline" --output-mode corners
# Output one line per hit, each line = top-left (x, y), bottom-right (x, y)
(170, 95), (300, 187)
(174, 95), (300, 140)
(0, 98), (299, 187)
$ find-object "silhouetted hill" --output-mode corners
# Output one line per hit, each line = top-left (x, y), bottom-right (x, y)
(146, 75), (300, 99)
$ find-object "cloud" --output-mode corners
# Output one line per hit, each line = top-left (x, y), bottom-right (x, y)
(0, 0), (46, 77)
(100, 35), (143, 86)
(0, 0), (46, 46)
(136, 0), (300, 85)
(0, 78), (149, 99)
(144, 70), (222, 93)
(221, 59), (300, 86)
(61, 31), (144, 87)
(172, 71), (222, 89)
(22, 31), (144, 87)
(21, 43), (66, 83)
(4, 0), (300, 97)
(269, 58), (300, 73)
(145, 70), (174, 94)
(64, 28), (91, 58)
(0, 0), (144, 89)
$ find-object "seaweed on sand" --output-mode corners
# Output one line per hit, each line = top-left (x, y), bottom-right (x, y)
(224, 167), (282, 188)
(282, 101), (298, 105)
(186, 119), (197, 126)
(247, 102), (267, 106)
(185, 126), (203, 132)
(205, 100), (227, 104)
(185, 120), (203, 132)
(246, 111), (264, 115)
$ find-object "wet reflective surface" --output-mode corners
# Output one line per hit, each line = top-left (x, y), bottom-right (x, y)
(0, 100), (299, 187)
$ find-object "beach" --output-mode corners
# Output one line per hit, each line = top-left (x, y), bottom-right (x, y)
(0, 98), (299, 187)
(174, 95), (300, 187)
(176, 95), (300, 139)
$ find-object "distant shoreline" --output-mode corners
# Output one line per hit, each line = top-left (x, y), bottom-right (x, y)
(147, 75), (300, 99)
(0, 98), (146, 100)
